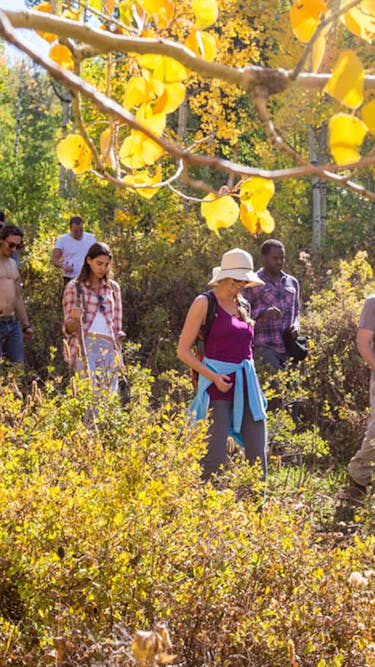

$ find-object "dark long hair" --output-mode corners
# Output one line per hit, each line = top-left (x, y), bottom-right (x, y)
(77, 242), (113, 284)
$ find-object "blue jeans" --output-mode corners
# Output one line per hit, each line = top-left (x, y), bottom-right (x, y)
(0, 317), (24, 364)
(75, 336), (118, 392)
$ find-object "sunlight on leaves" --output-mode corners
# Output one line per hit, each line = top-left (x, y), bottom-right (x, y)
(49, 43), (74, 70)
(239, 177), (275, 210)
(341, 1), (375, 43)
(329, 113), (368, 165)
(185, 30), (217, 61)
(240, 204), (275, 235)
(192, 0), (218, 28)
(201, 194), (239, 235)
(323, 50), (364, 109)
(140, 0), (175, 27)
(361, 99), (375, 135)
(56, 134), (92, 173)
(35, 2), (58, 43)
(290, 0), (328, 43)
(123, 166), (162, 199)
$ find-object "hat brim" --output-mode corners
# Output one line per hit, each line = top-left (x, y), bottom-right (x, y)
(208, 269), (264, 287)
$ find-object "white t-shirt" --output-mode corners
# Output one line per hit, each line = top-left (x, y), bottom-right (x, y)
(54, 232), (96, 278)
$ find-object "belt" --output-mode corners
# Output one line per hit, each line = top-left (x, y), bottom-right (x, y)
(86, 333), (113, 342)
(0, 315), (15, 322)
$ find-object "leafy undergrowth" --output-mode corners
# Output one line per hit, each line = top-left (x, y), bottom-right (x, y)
(0, 369), (374, 667)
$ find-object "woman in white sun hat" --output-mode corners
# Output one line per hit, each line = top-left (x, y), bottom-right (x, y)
(178, 248), (267, 482)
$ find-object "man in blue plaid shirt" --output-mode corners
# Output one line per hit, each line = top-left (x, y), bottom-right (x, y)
(243, 239), (301, 414)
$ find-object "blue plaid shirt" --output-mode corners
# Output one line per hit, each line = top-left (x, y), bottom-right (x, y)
(243, 269), (300, 354)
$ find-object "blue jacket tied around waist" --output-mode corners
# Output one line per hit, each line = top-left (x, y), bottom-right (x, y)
(188, 357), (267, 444)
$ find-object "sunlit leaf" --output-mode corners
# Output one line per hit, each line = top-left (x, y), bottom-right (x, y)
(140, 136), (165, 165)
(119, 133), (147, 169)
(123, 77), (164, 110)
(192, 0), (218, 28)
(323, 50), (364, 109)
(135, 109), (166, 136)
(362, 99), (375, 135)
(258, 210), (275, 233)
(63, 8), (81, 20)
(123, 166), (162, 199)
(201, 194), (239, 235)
(35, 2), (58, 43)
(312, 24), (330, 72)
(56, 134), (92, 174)
(153, 82), (185, 113)
(87, 0), (102, 9)
(341, 1), (375, 43)
(290, 0), (328, 43)
(140, 0), (174, 27)
(185, 30), (217, 60)
(240, 203), (259, 234)
(239, 177), (275, 210)
(329, 113), (367, 165)
(49, 43), (74, 70)
(154, 56), (188, 83)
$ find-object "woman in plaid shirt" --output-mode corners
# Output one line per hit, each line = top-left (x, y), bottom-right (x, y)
(62, 242), (125, 391)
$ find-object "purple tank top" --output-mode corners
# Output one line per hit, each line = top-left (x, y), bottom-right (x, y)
(205, 297), (254, 401)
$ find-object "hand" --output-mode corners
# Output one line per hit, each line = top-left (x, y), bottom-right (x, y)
(264, 307), (282, 320)
(117, 331), (126, 342)
(23, 325), (33, 339)
(214, 373), (233, 393)
(288, 325), (299, 339)
(64, 262), (74, 274)
(71, 306), (83, 320)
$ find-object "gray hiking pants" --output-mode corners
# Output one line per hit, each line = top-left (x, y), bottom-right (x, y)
(201, 399), (267, 481)
(348, 374), (375, 487)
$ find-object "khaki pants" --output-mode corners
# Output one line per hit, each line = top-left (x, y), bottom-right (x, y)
(348, 374), (375, 487)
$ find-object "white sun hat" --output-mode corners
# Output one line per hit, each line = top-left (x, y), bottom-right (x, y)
(208, 248), (264, 286)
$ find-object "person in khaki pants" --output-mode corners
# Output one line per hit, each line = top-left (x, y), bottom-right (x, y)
(348, 293), (375, 499)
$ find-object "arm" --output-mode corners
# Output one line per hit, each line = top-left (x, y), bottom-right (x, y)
(62, 282), (82, 335)
(14, 280), (33, 337)
(177, 295), (233, 393)
(51, 247), (74, 274)
(112, 282), (125, 341)
(290, 279), (301, 336)
(357, 327), (375, 373)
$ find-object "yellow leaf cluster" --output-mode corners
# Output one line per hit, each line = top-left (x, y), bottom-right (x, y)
(328, 114), (368, 166)
(200, 194), (239, 235)
(122, 166), (162, 200)
(239, 177), (275, 235)
(290, 0), (328, 43)
(56, 135), (92, 174)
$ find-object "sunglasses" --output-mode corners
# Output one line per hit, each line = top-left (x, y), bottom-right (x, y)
(98, 295), (105, 312)
(4, 240), (23, 250)
(232, 278), (247, 286)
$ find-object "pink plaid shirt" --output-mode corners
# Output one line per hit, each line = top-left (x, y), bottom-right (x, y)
(62, 278), (123, 366)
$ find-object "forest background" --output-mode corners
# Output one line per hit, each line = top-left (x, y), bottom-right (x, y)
(0, 1), (375, 665)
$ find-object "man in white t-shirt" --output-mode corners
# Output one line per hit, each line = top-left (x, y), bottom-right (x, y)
(347, 293), (375, 500)
(51, 216), (96, 285)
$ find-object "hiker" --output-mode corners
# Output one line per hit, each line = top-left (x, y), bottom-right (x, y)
(347, 293), (375, 500)
(0, 211), (21, 268)
(52, 215), (96, 286)
(243, 238), (302, 418)
(177, 248), (267, 481)
(62, 242), (125, 392)
(0, 224), (33, 365)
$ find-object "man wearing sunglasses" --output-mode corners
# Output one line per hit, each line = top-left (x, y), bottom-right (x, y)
(0, 224), (33, 365)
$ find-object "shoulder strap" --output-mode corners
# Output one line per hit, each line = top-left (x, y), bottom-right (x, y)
(200, 290), (217, 342)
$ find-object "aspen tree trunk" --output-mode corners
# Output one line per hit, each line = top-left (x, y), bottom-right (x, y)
(177, 98), (190, 235)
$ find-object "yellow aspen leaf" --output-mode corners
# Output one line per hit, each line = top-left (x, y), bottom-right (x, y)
(240, 203), (259, 235)
(49, 43), (74, 70)
(63, 8), (81, 20)
(341, 1), (375, 43)
(153, 82), (185, 114)
(153, 56), (188, 83)
(140, 0), (174, 27)
(323, 50), (364, 109)
(135, 109), (166, 136)
(87, 0), (102, 9)
(35, 3), (58, 43)
(185, 30), (217, 60)
(290, 0), (328, 43)
(119, 134), (147, 169)
(123, 166), (162, 199)
(56, 135), (92, 174)
(192, 0), (218, 28)
(329, 113), (367, 165)
(362, 99), (375, 135)
(123, 77), (163, 110)
(312, 24), (330, 72)
(140, 136), (165, 165)
(239, 177), (275, 210)
(201, 194), (239, 235)
(258, 210), (275, 233)
(100, 128), (111, 156)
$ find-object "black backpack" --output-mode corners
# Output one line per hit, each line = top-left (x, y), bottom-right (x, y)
(191, 290), (250, 388)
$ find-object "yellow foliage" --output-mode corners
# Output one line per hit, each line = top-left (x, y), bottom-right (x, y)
(323, 50), (364, 110)
(340, 1), (375, 43)
(200, 194), (239, 234)
(137, 55), (188, 83)
(49, 43), (74, 71)
(185, 29), (217, 61)
(123, 166), (162, 199)
(312, 24), (330, 73)
(240, 204), (275, 235)
(123, 77), (164, 111)
(361, 99), (375, 135)
(56, 134), (92, 173)
(192, 0), (218, 28)
(139, 0), (175, 27)
(239, 177), (275, 210)
(290, 0), (328, 43)
(119, 129), (164, 169)
(328, 113), (368, 165)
